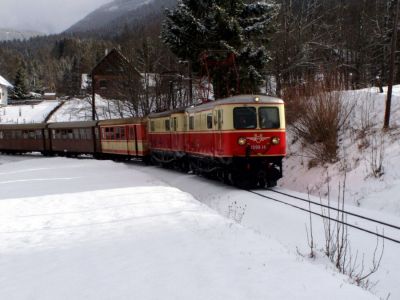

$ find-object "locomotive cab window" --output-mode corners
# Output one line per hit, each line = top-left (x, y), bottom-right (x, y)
(259, 107), (280, 129)
(233, 107), (257, 129)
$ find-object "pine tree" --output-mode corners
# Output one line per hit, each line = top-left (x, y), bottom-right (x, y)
(11, 66), (29, 100)
(161, 0), (278, 99)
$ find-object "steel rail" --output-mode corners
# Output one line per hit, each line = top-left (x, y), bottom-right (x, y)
(247, 190), (400, 245)
(266, 188), (400, 231)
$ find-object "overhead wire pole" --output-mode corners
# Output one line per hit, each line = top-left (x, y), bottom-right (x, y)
(91, 73), (96, 121)
(91, 71), (97, 155)
(188, 60), (193, 105)
(384, 0), (400, 129)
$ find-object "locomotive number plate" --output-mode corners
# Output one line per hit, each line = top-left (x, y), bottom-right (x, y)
(250, 145), (267, 150)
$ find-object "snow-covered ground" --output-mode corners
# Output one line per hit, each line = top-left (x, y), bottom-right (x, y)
(0, 156), (378, 300)
(1, 86), (400, 298)
(48, 95), (134, 122)
(0, 100), (60, 124)
(135, 165), (399, 300)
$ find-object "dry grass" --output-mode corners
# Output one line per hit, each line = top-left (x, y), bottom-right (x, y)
(283, 78), (352, 164)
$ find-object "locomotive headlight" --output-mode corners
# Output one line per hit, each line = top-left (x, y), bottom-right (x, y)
(238, 137), (247, 146)
(271, 136), (280, 145)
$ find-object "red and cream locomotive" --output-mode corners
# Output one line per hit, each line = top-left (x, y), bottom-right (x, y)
(148, 95), (286, 187)
(0, 94), (286, 187)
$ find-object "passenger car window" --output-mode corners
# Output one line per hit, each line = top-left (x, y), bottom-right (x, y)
(207, 114), (213, 129)
(165, 119), (170, 131)
(233, 107), (257, 129)
(259, 107), (280, 129)
(189, 116), (194, 130)
(120, 127), (126, 139)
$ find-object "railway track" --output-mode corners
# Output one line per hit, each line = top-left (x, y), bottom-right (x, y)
(247, 188), (400, 245)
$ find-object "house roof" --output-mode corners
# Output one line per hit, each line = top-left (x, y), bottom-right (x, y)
(0, 75), (12, 88)
(91, 48), (141, 77)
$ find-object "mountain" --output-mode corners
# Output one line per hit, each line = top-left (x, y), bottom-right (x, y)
(65, 0), (176, 35)
(0, 29), (44, 41)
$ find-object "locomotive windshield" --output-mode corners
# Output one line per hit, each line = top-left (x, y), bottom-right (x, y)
(259, 107), (280, 129)
(233, 107), (257, 129)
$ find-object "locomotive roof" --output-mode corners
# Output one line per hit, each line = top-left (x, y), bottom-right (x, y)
(0, 123), (47, 130)
(187, 95), (284, 112)
(148, 95), (283, 118)
(47, 121), (98, 129)
(97, 117), (145, 126)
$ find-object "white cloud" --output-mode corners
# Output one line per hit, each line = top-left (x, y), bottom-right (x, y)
(0, 0), (111, 33)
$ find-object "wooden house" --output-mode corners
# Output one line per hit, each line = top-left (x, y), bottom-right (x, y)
(91, 49), (142, 100)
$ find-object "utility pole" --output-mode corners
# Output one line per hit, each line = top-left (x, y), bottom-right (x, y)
(91, 72), (97, 154)
(384, 0), (399, 129)
(179, 60), (193, 106)
(91, 73), (96, 121)
(188, 60), (193, 105)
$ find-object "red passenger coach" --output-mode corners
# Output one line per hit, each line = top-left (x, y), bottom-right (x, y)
(98, 118), (149, 159)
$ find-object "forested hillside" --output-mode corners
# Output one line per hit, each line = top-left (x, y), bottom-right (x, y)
(66, 0), (176, 34)
(0, 0), (397, 99)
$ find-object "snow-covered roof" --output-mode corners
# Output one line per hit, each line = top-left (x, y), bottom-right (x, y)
(81, 74), (91, 90)
(0, 75), (12, 88)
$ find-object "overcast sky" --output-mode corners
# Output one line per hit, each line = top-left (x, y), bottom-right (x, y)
(0, 0), (111, 34)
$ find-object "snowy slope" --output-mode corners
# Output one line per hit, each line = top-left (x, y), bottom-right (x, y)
(48, 96), (133, 122)
(0, 101), (60, 124)
(65, 0), (176, 35)
(281, 86), (400, 218)
(0, 156), (377, 300)
(0, 96), (133, 124)
(66, 0), (150, 33)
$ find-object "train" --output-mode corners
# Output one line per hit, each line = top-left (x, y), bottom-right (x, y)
(0, 95), (286, 188)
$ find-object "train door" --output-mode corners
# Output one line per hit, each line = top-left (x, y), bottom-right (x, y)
(214, 108), (224, 156)
(125, 125), (132, 156)
(128, 125), (138, 156)
(165, 118), (172, 151)
(171, 117), (177, 151)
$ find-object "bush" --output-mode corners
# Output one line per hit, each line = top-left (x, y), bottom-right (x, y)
(285, 80), (352, 164)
